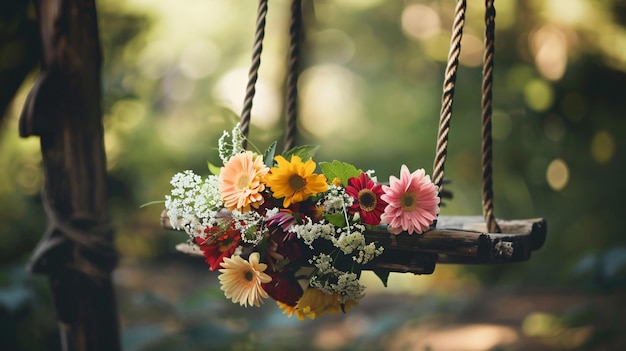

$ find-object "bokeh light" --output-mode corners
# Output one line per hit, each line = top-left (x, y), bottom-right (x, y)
(591, 130), (615, 164)
(401, 4), (441, 41)
(459, 33), (484, 67)
(530, 24), (568, 81)
(524, 78), (554, 112)
(215, 68), (281, 129)
(546, 158), (569, 191)
(299, 64), (368, 139)
(544, 0), (590, 24)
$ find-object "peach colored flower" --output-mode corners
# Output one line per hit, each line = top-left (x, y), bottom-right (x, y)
(218, 253), (272, 307)
(220, 151), (269, 212)
(380, 165), (440, 235)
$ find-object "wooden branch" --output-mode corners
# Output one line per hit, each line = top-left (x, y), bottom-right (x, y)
(162, 210), (546, 274)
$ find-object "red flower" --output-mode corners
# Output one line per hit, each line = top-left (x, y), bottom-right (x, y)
(345, 173), (388, 225)
(262, 270), (303, 307)
(195, 226), (241, 271)
(265, 210), (307, 265)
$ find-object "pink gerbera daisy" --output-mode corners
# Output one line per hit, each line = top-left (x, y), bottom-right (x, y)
(380, 165), (440, 235)
(345, 173), (388, 225)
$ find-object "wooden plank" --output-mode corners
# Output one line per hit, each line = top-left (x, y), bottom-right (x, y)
(162, 211), (546, 273)
(363, 216), (546, 264)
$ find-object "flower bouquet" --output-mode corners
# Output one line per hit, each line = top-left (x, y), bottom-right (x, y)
(164, 124), (440, 319)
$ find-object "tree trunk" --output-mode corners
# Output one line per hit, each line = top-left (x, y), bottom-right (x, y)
(19, 0), (121, 350)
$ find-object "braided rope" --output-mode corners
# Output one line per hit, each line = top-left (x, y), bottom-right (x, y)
(284, 0), (302, 152)
(240, 0), (268, 149)
(432, 0), (466, 193)
(481, 0), (501, 233)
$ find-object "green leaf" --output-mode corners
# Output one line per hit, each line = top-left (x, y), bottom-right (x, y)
(256, 238), (268, 263)
(319, 160), (362, 186)
(324, 213), (346, 228)
(263, 141), (278, 168)
(282, 145), (320, 162)
(139, 200), (165, 208)
(208, 161), (222, 176)
(372, 269), (390, 287)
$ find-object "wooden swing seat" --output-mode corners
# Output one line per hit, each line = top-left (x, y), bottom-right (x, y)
(162, 0), (547, 276)
(161, 211), (546, 274)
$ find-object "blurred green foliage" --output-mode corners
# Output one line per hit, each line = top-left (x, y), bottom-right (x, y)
(2, 0), (626, 350)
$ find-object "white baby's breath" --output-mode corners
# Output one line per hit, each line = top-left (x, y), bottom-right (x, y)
(309, 270), (365, 304)
(332, 272), (366, 303)
(309, 254), (337, 275)
(218, 123), (246, 163)
(321, 184), (353, 215)
(333, 226), (366, 255)
(165, 170), (223, 236)
(291, 219), (335, 248)
(354, 242), (384, 264)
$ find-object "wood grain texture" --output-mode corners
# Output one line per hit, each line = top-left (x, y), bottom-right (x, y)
(19, 0), (121, 350)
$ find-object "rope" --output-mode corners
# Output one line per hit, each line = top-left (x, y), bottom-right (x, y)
(240, 0), (268, 149)
(432, 0), (466, 194)
(481, 0), (501, 233)
(284, 0), (302, 152)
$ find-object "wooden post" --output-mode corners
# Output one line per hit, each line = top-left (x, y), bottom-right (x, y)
(19, 0), (121, 350)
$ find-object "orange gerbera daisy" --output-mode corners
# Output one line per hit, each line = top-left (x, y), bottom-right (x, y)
(220, 151), (269, 212)
(265, 155), (328, 207)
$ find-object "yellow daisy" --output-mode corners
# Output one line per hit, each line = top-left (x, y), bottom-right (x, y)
(290, 287), (359, 320)
(265, 155), (328, 207)
(218, 253), (272, 307)
(276, 301), (302, 320)
(220, 151), (269, 212)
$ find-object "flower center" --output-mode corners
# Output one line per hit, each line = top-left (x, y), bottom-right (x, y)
(236, 174), (251, 190)
(358, 189), (377, 212)
(218, 235), (235, 252)
(244, 270), (254, 282)
(288, 174), (307, 191)
(400, 193), (417, 211)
